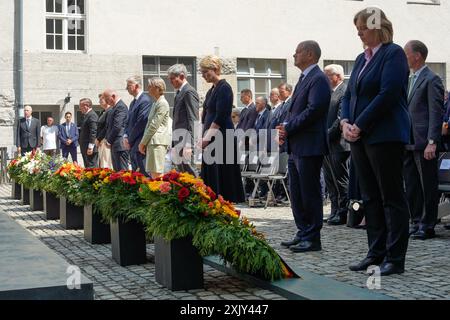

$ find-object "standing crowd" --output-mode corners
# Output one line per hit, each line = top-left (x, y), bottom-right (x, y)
(15, 6), (450, 276)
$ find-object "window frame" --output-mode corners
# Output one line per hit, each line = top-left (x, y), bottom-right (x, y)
(236, 58), (286, 106)
(45, 0), (87, 53)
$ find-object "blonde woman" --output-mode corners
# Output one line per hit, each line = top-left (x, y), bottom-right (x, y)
(198, 55), (245, 203)
(139, 77), (172, 178)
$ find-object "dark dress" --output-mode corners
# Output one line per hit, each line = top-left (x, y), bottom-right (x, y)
(201, 79), (245, 203)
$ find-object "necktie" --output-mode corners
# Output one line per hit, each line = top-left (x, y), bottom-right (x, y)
(66, 123), (70, 137)
(26, 119), (30, 128)
(256, 113), (262, 127)
(408, 74), (416, 98)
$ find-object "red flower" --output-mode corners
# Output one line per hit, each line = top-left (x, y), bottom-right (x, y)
(177, 187), (190, 202)
(206, 186), (216, 201)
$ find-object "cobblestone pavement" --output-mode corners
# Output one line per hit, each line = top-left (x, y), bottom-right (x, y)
(1, 183), (450, 300)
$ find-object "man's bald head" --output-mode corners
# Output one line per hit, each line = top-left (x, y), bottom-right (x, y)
(103, 89), (119, 106)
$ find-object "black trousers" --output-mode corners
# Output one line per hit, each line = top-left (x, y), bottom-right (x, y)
(112, 150), (130, 171)
(323, 151), (350, 218)
(351, 141), (409, 265)
(61, 145), (78, 163)
(404, 150), (439, 231)
(288, 155), (323, 242)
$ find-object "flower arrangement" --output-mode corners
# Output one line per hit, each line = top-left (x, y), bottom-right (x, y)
(139, 170), (295, 281)
(96, 170), (150, 222)
(7, 154), (296, 281)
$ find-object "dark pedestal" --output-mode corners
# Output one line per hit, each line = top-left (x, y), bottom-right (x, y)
(12, 180), (22, 200)
(110, 218), (146, 266)
(84, 205), (111, 244)
(21, 185), (30, 206)
(44, 191), (60, 220)
(59, 197), (84, 230)
(30, 188), (44, 211)
(155, 236), (204, 291)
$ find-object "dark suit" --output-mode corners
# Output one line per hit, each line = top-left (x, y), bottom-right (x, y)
(16, 117), (40, 155)
(323, 83), (351, 221)
(268, 98), (292, 153)
(97, 108), (113, 142)
(404, 66), (445, 232)
(342, 43), (411, 266)
(79, 109), (99, 168)
(106, 99), (130, 171)
(253, 108), (271, 153)
(58, 122), (79, 162)
(285, 65), (331, 242)
(236, 103), (258, 133)
(172, 83), (199, 176)
(126, 92), (152, 174)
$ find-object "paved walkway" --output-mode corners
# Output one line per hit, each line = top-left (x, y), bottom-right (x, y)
(1, 183), (449, 300)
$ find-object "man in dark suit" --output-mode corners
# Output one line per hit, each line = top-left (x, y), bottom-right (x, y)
(168, 64), (199, 176)
(58, 111), (78, 163)
(236, 89), (258, 133)
(103, 89), (130, 171)
(16, 105), (40, 155)
(79, 98), (99, 168)
(277, 41), (331, 253)
(403, 40), (445, 240)
(323, 64), (351, 226)
(124, 76), (152, 175)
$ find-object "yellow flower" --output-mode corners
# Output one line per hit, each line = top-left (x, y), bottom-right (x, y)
(103, 177), (110, 184)
(85, 171), (93, 179)
(148, 181), (165, 192)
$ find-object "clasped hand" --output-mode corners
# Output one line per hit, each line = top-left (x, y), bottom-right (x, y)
(342, 123), (361, 142)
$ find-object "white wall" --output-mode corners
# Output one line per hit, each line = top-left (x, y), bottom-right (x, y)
(0, 0), (16, 149)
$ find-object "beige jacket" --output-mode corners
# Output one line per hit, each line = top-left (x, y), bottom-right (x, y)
(140, 95), (172, 146)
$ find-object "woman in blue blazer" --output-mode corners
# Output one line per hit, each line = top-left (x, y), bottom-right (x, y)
(341, 8), (411, 276)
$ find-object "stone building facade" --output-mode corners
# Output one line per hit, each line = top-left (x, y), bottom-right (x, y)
(1, 0), (449, 155)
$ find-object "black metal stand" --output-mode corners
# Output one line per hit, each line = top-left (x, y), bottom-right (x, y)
(84, 204), (111, 244)
(59, 196), (84, 230)
(44, 191), (60, 220)
(21, 185), (30, 206)
(155, 236), (204, 291)
(12, 180), (22, 200)
(29, 188), (43, 211)
(110, 218), (147, 266)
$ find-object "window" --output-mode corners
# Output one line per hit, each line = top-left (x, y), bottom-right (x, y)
(46, 0), (86, 52)
(142, 56), (196, 110)
(236, 58), (286, 106)
(32, 111), (53, 127)
(323, 60), (355, 83)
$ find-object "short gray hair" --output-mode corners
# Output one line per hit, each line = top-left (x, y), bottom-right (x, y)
(324, 64), (345, 79)
(127, 75), (143, 87)
(167, 64), (188, 77)
(79, 98), (93, 107)
(300, 40), (322, 62)
(148, 77), (166, 93)
(278, 82), (293, 93)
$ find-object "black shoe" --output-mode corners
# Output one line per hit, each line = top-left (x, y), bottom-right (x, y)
(409, 225), (419, 236)
(411, 229), (436, 240)
(328, 215), (347, 226)
(444, 224), (450, 230)
(349, 257), (384, 272)
(281, 238), (301, 248)
(289, 240), (322, 253)
(327, 211), (338, 221)
(379, 262), (404, 276)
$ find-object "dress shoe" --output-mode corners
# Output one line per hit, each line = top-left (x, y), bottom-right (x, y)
(444, 224), (450, 230)
(411, 229), (435, 240)
(379, 262), (404, 276)
(349, 257), (384, 271)
(327, 215), (347, 226)
(289, 240), (322, 253)
(409, 225), (419, 236)
(280, 238), (301, 248)
(326, 211), (337, 223)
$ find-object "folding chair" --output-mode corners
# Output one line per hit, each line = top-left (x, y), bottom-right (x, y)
(248, 154), (279, 202)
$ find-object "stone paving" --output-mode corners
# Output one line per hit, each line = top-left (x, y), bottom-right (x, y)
(1, 183), (450, 300)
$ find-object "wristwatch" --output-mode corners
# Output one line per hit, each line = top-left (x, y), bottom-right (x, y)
(428, 139), (435, 145)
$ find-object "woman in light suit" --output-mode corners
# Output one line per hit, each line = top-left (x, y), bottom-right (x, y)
(139, 77), (172, 178)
